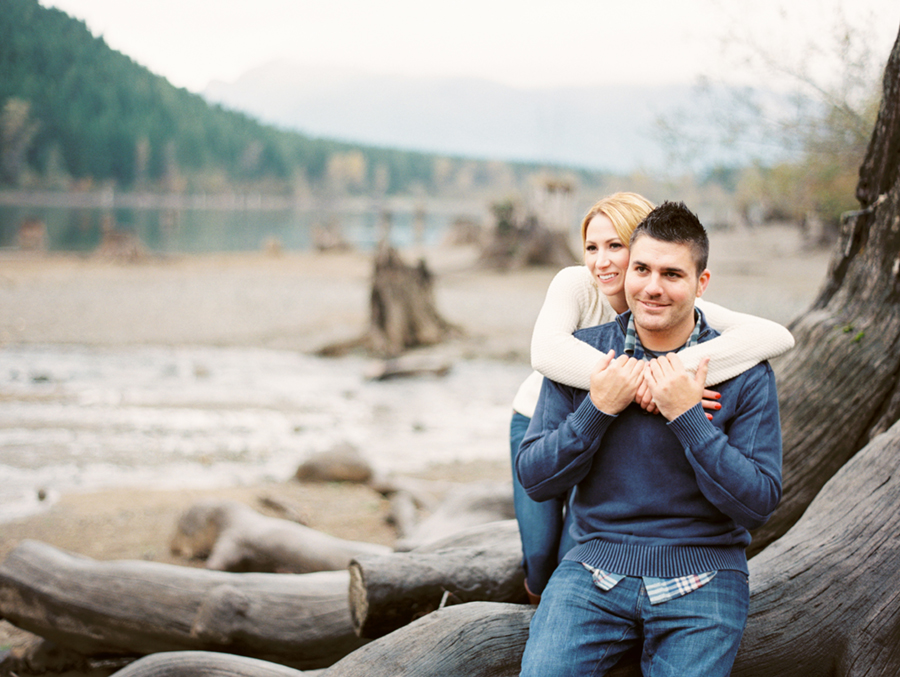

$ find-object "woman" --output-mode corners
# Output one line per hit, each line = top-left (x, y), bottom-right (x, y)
(510, 192), (794, 603)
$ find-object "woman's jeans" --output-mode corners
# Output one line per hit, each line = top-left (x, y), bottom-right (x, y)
(510, 411), (575, 595)
(520, 560), (750, 677)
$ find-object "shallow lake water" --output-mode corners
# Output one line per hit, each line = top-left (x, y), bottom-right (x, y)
(0, 344), (530, 522)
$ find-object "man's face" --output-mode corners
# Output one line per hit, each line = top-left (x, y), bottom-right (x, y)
(624, 234), (710, 348)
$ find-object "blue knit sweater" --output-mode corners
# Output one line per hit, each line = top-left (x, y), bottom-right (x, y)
(516, 311), (783, 578)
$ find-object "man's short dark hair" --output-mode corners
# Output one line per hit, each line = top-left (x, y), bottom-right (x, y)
(629, 201), (709, 273)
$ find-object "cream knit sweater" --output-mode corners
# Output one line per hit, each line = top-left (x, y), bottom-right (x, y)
(512, 265), (795, 418)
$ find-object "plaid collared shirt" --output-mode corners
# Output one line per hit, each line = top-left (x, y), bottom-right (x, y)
(623, 308), (702, 358)
(582, 309), (714, 605)
(582, 563), (717, 605)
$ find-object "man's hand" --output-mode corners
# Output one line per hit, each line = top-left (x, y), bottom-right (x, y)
(589, 350), (645, 415)
(645, 354), (709, 421)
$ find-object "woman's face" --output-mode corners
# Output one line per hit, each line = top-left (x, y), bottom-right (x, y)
(584, 213), (630, 305)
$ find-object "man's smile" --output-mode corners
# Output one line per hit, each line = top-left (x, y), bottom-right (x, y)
(634, 298), (669, 310)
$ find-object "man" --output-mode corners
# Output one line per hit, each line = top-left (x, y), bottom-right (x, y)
(516, 201), (783, 677)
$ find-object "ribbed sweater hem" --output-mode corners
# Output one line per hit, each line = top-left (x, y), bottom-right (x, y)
(565, 539), (748, 577)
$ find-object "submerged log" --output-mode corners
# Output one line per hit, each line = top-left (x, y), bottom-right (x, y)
(0, 541), (366, 670)
(169, 499), (391, 573)
(348, 520), (526, 639)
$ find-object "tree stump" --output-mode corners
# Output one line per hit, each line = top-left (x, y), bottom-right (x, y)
(367, 242), (458, 357)
(477, 199), (577, 270)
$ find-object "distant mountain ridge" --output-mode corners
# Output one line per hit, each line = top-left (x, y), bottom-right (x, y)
(204, 60), (697, 173)
(6, 0), (584, 194)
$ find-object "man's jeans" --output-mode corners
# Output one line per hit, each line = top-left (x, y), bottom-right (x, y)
(510, 412), (575, 595)
(520, 559), (750, 677)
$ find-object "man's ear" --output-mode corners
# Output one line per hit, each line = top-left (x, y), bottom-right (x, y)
(696, 269), (711, 298)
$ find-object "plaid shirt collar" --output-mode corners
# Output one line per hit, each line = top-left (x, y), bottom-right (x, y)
(623, 308), (702, 361)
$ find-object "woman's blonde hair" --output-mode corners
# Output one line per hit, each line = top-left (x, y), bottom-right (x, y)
(580, 192), (655, 247)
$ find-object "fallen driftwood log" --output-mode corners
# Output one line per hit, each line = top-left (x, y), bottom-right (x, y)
(169, 499), (391, 573)
(0, 521), (526, 673)
(166, 479), (512, 576)
(363, 355), (452, 381)
(391, 481), (514, 551)
(0, 541), (366, 670)
(320, 602), (533, 677)
(349, 520), (526, 638)
(111, 651), (315, 677)
(110, 603), (533, 677)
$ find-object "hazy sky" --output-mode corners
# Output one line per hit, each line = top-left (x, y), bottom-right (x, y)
(37, 0), (900, 93)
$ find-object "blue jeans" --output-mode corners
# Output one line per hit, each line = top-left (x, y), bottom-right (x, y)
(520, 559), (749, 677)
(510, 411), (575, 595)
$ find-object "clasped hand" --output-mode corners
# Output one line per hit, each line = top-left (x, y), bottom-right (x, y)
(590, 351), (712, 420)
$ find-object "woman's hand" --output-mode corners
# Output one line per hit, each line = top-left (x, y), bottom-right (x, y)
(701, 388), (721, 420)
(635, 378), (658, 414)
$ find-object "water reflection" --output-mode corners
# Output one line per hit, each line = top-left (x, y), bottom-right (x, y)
(0, 196), (482, 253)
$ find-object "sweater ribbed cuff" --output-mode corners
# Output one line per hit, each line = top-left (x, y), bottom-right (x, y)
(570, 396), (617, 440)
(667, 403), (715, 448)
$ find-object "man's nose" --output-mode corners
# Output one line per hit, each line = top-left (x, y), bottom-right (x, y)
(644, 274), (663, 295)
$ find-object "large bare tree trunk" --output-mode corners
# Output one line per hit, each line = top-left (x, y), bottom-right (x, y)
(750, 25), (900, 555)
(732, 419), (900, 676)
